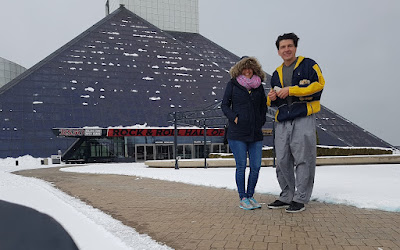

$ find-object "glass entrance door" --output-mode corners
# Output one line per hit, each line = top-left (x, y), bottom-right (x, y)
(194, 144), (210, 158)
(156, 145), (173, 160)
(135, 144), (155, 161)
(146, 145), (154, 160)
(136, 145), (145, 161)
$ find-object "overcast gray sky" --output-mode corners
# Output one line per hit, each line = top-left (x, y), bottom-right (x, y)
(1, 0), (399, 146)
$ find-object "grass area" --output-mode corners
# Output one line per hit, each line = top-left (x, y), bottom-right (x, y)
(209, 146), (395, 158)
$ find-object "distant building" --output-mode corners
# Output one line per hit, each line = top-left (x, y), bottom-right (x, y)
(106, 0), (199, 33)
(0, 3), (394, 160)
(0, 57), (26, 88)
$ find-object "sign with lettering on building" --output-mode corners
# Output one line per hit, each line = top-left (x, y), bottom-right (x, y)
(53, 128), (104, 137)
(84, 129), (102, 136)
(53, 128), (225, 137)
(107, 128), (225, 137)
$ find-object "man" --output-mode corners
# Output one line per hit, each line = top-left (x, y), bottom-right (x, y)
(267, 33), (325, 212)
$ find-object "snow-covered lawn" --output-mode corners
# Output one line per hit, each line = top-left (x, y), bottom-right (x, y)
(1, 155), (399, 249)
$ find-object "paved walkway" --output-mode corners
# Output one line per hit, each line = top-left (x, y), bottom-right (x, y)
(16, 167), (400, 250)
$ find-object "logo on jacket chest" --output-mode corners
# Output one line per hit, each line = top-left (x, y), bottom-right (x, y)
(299, 79), (310, 85)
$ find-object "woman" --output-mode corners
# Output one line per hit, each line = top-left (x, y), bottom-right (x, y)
(221, 56), (267, 210)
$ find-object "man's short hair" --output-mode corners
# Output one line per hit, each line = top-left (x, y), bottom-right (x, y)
(275, 33), (299, 50)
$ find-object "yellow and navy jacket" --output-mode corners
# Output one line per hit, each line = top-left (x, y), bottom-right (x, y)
(267, 56), (325, 122)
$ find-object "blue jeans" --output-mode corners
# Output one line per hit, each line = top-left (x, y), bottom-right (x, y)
(228, 140), (263, 199)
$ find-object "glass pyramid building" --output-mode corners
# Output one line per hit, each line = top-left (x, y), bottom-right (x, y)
(0, 6), (393, 158)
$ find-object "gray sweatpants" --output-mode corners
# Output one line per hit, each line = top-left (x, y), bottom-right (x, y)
(274, 115), (316, 204)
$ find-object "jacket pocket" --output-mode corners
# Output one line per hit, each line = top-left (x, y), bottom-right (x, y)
(229, 111), (250, 137)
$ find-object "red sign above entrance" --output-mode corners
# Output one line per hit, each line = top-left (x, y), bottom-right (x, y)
(107, 128), (224, 137)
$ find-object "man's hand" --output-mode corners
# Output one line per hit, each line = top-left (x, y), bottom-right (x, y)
(234, 117), (238, 124)
(268, 89), (277, 101)
(276, 87), (290, 99)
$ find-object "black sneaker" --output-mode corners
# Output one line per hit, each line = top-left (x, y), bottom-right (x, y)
(267, 200), (290, 209)
(285, 201), (305, 213)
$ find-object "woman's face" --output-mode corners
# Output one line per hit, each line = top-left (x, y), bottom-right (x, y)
(242, 68), (254, 79)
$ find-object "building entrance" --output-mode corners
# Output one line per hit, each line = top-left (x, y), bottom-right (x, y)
(135, 145), (156, 162)
(194, 144), (211, 158)
(54, 127), (228, 163)
(156, 145), (173, 160)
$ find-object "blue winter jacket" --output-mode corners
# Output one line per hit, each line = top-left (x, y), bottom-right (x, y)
(222, 78), (267, 142)
(267, 56), (325, 122)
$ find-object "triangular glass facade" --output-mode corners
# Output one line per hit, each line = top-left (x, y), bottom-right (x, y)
(0, 6), (393, 157)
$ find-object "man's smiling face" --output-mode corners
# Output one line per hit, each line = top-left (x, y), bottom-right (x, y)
(278, 39), (297, 65)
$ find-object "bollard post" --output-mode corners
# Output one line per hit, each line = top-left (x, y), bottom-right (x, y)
(203, 120), (207, 169)
(174, 112), (179, 170)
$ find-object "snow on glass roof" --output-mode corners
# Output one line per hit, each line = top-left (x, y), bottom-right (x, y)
(54, 13), (227, 115)
(0, 6), (241, 157)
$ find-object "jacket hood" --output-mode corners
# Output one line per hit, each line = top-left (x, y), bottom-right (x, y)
(229, 56), (266, 82)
